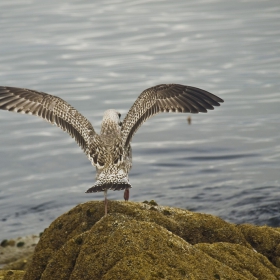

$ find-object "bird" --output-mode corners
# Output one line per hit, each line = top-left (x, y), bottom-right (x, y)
(0, 84), (223, 215)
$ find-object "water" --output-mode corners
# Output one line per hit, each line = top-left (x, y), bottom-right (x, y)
(0, 0), (279, 240)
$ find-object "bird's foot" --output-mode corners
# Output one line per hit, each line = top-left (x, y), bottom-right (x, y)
(124, 188), (129, 201)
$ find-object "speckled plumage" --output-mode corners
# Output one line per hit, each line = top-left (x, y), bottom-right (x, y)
(0, 84), (223, 214)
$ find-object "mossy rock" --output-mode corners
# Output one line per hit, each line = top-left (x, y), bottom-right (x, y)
(0, 235), (39, 270)
(2, 254), (33, 271)
(238, 224), (280, 268)
(195, 243), (279, 279)
(22, 201), (280, 279)
(0, 270), (25, 280)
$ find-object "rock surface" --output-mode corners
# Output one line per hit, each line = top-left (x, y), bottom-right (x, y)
(19, 200), (280, 280)
(0, 235), (39, 271)
(0, 270), (25, 280)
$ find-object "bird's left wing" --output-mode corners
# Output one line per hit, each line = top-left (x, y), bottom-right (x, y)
(121, 84), (224, 147)
(0, 86), (99, 159)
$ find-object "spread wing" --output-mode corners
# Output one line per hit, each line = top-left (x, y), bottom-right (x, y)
(121, 84), (224, 146)
(0, 86), (100, 163)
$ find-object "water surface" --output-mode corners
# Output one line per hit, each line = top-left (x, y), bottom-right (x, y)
(0, 0), (280, 239)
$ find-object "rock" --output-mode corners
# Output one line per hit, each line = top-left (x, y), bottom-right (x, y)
(21, 201), (280, 280)
(0, 270), (25, 280)
(1, 254), (33, 271)
(238, 224), (280, 269)
(0, 235), (39, 269)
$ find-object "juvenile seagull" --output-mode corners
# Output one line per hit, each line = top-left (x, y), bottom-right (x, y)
(0, 84), (223, 215)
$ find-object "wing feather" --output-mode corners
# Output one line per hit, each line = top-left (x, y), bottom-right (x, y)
(0, 86), (98, 159)
(121, 84), (224, 146)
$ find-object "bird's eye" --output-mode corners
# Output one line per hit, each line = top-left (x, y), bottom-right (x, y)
(118, 113), (121, 118)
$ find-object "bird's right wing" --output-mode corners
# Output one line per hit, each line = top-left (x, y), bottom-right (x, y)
(121, 84), (224, 147)
(0, 86), (100, 163)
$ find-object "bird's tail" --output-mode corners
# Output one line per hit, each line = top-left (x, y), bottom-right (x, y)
(85, 177), (131, 193)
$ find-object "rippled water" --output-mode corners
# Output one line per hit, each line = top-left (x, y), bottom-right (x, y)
(0, 0), (280, 239)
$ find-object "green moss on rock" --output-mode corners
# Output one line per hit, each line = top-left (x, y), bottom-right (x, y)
(1, 236), (39, 271)
(0, 270), (25, 280)
(1, 254), (33, 271)
(196, 242), (280, 279)
(21, 201), (280, 280)
(238, 224), (280, 268)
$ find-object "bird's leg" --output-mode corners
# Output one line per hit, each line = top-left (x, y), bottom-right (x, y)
(104, 189), (108, 216)
(124, 188), (129, 201)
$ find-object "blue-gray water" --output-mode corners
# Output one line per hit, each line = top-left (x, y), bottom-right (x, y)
(0, 0), (279, 240)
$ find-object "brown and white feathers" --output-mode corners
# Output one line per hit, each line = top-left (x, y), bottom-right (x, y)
(0, 84), (224, 193)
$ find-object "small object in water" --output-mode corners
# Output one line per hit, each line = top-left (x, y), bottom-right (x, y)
(187, 115), (192, 125)
(0, 84), (223, 215)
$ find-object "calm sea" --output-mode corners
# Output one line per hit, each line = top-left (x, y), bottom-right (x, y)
(0, 0), (279, 239)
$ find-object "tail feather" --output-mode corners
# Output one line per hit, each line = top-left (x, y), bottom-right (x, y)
(86, 179), (131, 193)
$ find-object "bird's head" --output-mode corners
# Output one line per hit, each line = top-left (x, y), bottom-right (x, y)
(102, 109), (121, 123)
